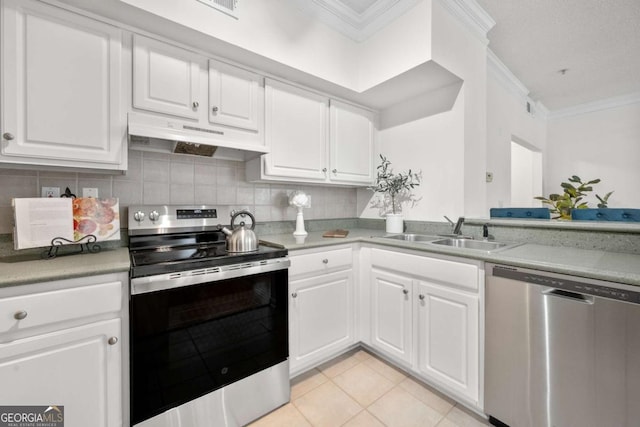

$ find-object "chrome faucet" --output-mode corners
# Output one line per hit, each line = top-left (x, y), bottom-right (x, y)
(444, 216), (465, 235)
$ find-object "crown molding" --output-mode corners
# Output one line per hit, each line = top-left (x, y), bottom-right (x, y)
(487, 49), (529, 98)
(435, 0), (495, 45)
(548, 92), (640, 120)
(290, 0), (421, 42)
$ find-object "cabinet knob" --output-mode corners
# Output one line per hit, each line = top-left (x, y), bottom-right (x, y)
(322, 168), (327, 173)
(402, 289), (409, 295)
(291, 292), (297, 298)
(108, 336), (118, 345)
(419, 294), (425, 300)
(212, 106), (219, 113)
(14, 310), (28, 320)
(192, 101), (199, 109)
(332, 169), (337, 174)
(3, 132), (14, 141)
(322, 259), (329, 264)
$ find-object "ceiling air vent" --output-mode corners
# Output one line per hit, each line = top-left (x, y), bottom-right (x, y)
(196, 0), (239, 19)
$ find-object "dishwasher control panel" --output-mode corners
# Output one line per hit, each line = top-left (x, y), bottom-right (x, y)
(492, 264), (640, 304)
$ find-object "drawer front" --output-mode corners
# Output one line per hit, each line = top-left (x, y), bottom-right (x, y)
(371, 249), (478, 291)
(0, 281), (122, 333)
(289, 247), (352, 277)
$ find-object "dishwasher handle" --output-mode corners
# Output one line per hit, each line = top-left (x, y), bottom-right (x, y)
(543, 288), (594, 304)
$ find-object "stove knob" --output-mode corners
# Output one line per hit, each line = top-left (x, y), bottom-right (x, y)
(133, 211), (145, 222)
(149, 210), (160, 222)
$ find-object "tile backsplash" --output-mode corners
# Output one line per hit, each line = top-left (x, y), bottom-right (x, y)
(0, 150), (359, 234)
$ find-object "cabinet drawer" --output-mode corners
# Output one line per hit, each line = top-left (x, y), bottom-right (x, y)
(289, 248), (352, 277)
(0, 281), (122, 333)
(371, 249), (479, 291)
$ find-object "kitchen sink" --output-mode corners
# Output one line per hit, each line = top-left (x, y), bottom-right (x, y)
(430, 238), (508, 251)
(382, 234), (439, 242)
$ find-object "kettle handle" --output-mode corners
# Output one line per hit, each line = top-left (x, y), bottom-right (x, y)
(230, 210), (256, 230)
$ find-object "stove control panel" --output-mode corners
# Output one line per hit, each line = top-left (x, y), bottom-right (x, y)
(128, 205), (234, 233)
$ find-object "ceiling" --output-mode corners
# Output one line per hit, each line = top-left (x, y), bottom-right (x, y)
(315, 0), (640, 111)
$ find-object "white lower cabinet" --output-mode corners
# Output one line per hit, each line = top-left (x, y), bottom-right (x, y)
(416, 280), (479, 403)
(0, 273), (128, 427)
(288, 246), (355, 376)
(365, 246), (483, 408)
(370, 268), (413, 364)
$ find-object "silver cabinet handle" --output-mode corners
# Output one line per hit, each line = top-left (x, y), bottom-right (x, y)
(108, 336), (118, 345)
(192, 101), (199, 109)
(419, 294), (425, 300)
(212, 106), (219, 113)
(291, 292), (297, 298)
(403, 289), (409, 295)
(322, 168), (327, 173)
(3, 132), (14, 141)
(322, 259), (328, 264)
(14, 310), (27, 320)
(332, 169), (337, 173)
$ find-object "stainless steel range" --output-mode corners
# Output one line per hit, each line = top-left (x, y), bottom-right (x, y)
(128, 205), (290, 427)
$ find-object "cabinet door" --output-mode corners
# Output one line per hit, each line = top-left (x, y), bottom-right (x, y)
(416, 281), (479, 402)
(1, 0), (125, 169)
(208, 59), (263, 132)
(370, 268), (413, 364)
(264, 79), (328, 181)
(289, 270), (353, 374)
(133, 34), (203, 120)
(329, 100), (375, 185)
(0, 319), (122, 427)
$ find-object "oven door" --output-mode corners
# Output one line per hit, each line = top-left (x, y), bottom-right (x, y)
(129, 262), (289, 425)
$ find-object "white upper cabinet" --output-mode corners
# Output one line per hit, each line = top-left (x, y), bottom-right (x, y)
(247, 79), (376, 186)
(329, 100), (375, 184)
(263, 79), (328, 181)
(0, 0), (126, 171)
(133, 34), (203, 120)
(208, 59), (263, 131)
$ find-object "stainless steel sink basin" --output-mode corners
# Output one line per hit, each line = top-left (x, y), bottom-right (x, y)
(382, 234), (438, 242)
(430, 238), (508, 251)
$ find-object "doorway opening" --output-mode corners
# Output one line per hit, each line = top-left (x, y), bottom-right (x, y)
(510, 138), (542, 207)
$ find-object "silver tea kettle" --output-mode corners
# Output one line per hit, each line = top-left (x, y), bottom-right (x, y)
(220, 210), (258, 253)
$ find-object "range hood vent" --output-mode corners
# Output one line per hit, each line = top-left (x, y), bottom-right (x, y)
(127, 112), (268, 161)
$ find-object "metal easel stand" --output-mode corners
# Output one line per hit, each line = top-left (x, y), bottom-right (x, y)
(43, 234), (101, 259)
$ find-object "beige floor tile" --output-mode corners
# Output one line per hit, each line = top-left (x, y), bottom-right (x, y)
(351, 349), (373, 361)
(363, 356), (407, 384)
(317, 352), (362, 378)
(368, 386), (444, 427)
(291, 369), (329, 400)
(398, 377), (455, 415)
(333, 362), (396, 406)
(248, 403), (312, 427)
(444, 406), (491, 427)
(293, 381), (363, 427)
(435, 418), (459, 427)
(342, 410), (386, 427)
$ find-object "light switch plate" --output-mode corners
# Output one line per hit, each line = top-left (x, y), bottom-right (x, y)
(82, 188), (99, 198)
(41, 187), (60, 198)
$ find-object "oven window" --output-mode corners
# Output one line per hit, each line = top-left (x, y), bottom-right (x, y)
(130, 269), (288, 425)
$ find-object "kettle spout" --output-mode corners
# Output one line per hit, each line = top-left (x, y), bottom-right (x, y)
(219, 225), (233, 236)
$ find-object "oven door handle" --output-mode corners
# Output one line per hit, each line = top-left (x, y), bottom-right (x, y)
(131, 258), (290, 295)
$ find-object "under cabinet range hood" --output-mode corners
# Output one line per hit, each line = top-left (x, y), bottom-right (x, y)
(127, 112), (268, 161)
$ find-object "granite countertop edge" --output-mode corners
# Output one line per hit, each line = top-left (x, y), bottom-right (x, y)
(0, 247), (130, 288)
(3, 229), (639, 289)
(261, 229), (640, 287)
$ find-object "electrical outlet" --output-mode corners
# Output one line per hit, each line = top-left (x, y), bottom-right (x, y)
(82, 188), (99, 198)
(41, 187), (60, 198)
(486, 172), (494, 183)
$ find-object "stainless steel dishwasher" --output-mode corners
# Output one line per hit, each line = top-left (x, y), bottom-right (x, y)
(485, 263), (640, 427)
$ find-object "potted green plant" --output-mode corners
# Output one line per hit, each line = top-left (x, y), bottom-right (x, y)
(369, 154), (422, 233)
(535, 175), (613, 220)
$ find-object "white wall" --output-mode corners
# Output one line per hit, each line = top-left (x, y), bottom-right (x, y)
(546, 102), (640, 208)
(358, 0), (487, 221)
(485, 69), (547, 213)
